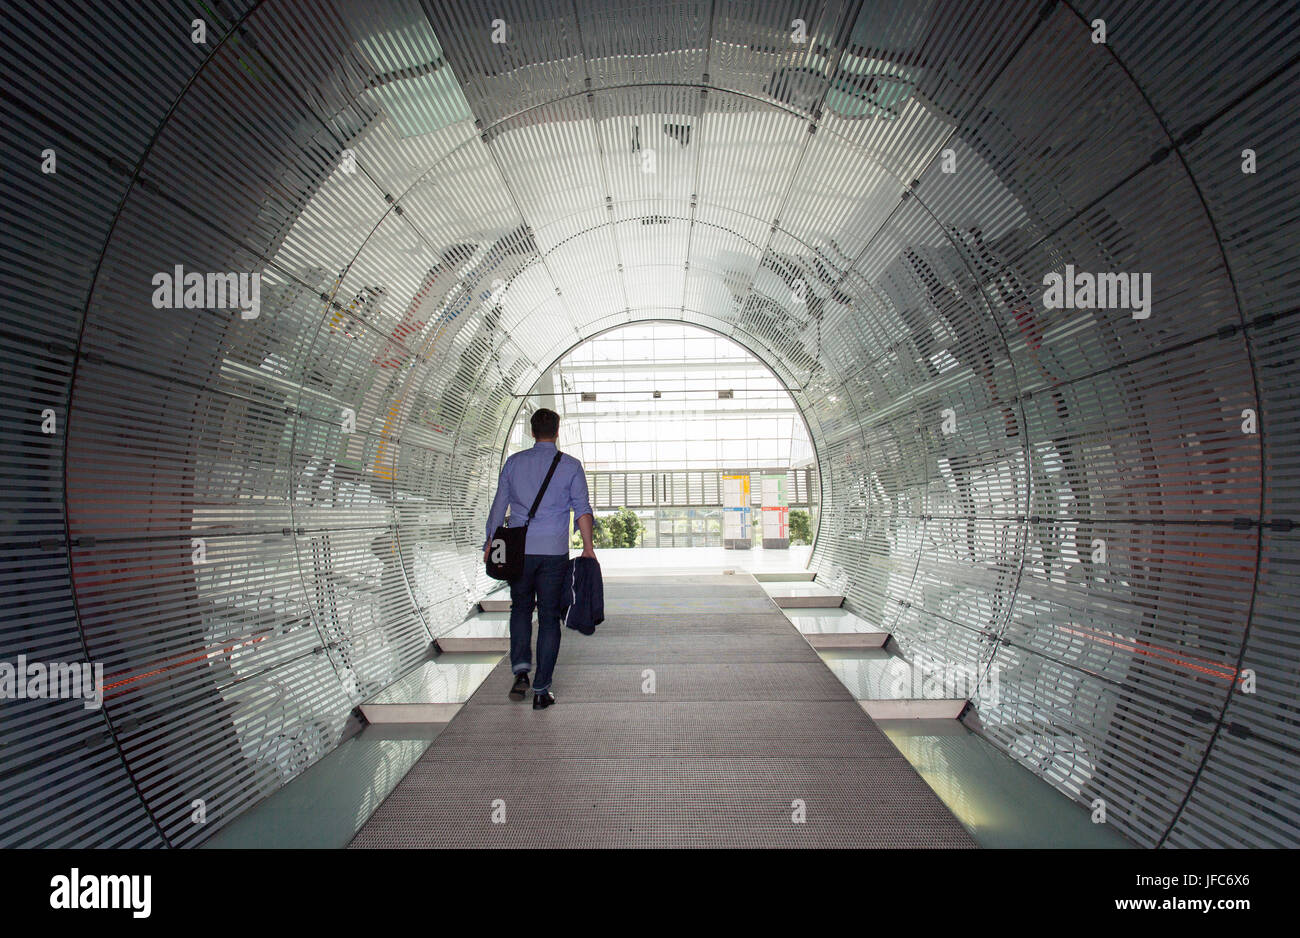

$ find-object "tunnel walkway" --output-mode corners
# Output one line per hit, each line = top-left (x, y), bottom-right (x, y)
(350, 573), (976, 848)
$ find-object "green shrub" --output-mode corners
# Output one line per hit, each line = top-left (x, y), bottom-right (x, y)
(614, 507), (643, 547)
(571, 513), (613, 548)
(789, 508), (812, 546)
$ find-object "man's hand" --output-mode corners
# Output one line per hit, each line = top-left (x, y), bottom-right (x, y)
(581, 546), (596, 560)
(483, 545), (492, 563)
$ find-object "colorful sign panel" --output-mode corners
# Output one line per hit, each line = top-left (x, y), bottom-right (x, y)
(722, 473), (751, 549)
(760, 472), (789, 549)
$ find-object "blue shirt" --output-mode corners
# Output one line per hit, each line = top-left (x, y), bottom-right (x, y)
(484, 441), (593, 556)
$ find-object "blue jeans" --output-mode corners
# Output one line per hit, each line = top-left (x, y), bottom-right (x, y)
(509, 554), (568, 694)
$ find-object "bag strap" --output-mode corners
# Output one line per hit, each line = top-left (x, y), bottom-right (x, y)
(523, 451), (563, 526)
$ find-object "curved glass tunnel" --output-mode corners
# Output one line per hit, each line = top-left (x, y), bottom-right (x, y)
(0, 0), (1297, 848)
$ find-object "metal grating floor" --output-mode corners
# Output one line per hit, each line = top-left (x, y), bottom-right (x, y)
(350, 575), (976, 848)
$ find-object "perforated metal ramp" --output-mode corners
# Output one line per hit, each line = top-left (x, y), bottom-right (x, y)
(350, 574), (976, 848)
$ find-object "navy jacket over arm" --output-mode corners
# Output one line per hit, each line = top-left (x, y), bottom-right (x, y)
(561, 556), (604, 635)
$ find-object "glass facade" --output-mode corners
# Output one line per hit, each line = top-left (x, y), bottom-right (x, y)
(507, 322), (815, 472)
(506, 323), (818, 548)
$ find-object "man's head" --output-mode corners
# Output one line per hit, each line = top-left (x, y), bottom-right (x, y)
(530, 408), (560, 441)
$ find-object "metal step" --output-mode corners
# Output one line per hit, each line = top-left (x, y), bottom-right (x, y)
(806, 632), (890, 649)
(860, 699), (968, 720)
(762, 581), (845, 608)
(359, 703), (462, 724)
(436, 636), (510, 652)
(820, 650), (969, 720)
(774, 592), (844, 608)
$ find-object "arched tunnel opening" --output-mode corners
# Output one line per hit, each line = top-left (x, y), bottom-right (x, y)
(0, 0), (1297, 859)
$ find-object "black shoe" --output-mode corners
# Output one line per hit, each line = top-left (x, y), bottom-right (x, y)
(532, 691), (556, 710)
(509, 672), (530, 701)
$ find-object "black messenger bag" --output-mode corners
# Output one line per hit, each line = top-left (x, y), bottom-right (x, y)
(485, 450), (563, 582)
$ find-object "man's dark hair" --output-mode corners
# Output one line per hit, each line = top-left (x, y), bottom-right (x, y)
(531, 408), (560, 439)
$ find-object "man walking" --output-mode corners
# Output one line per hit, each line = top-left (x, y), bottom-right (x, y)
(483, 408), (595, 709)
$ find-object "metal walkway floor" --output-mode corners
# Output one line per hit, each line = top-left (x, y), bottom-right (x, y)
(350, 574), (976, 848)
